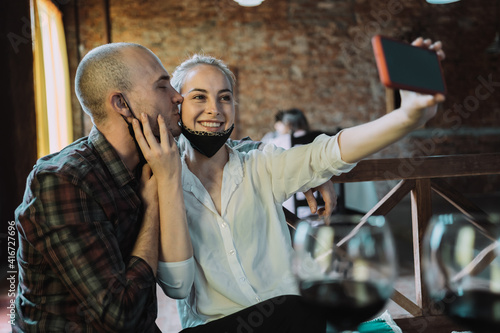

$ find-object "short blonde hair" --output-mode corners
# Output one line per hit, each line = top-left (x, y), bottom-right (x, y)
(171, 54), (236, 96)
(75, 43), (148, 123)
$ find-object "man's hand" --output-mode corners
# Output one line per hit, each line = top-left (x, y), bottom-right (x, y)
(303, 180), (337, 217)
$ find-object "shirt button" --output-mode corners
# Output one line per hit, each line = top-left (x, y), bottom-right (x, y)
(239, 277), (246, 282)
(255, 296), (261, 302)
(229, 250), (235, 255)
(221, 222), (227, 228)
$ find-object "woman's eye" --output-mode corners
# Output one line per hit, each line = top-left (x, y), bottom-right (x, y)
(193, 95), (206, 100)
(220, 95), (232, 102)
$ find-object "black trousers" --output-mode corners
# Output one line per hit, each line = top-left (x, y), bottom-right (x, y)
(180, 295), (326, 333)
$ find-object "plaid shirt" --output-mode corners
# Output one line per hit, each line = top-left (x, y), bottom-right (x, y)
(14, 127), (160, 332)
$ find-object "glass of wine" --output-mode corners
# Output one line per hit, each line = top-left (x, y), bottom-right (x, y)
(292, 215), (397, 332)
(423, 213), (500, 333)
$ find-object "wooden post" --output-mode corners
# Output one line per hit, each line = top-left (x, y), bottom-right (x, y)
(411, 178), (433, 313)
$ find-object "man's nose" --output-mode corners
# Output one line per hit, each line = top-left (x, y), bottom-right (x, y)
(172, 91), (183, 105)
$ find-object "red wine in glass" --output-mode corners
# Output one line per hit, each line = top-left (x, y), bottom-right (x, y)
(423, 213), (500, 333)
(437, 290), (500, 333)
(300, 280), (390, 332)
(293, 215), (397, 333)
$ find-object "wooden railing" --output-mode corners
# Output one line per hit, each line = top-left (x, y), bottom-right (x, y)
(331, 153), (500, 333)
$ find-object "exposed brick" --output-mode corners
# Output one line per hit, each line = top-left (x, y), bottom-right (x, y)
(64, 0), (500, 193)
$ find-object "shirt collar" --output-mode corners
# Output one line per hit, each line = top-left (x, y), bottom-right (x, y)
(226, 145), (244, 184)
(88, 126), (137, 188)
(180, 137), (244, 191)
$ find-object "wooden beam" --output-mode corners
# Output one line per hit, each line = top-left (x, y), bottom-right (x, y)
(362, 179), (415, 218)
(1, 0), (37, 239)
(391, 289), (422, 317)
(430, 178), (487, 217)
(411, 179), (433, 312)
(331, 153), (500, 183)
(395, 315), (468, 333)
(386, 87), (395, 113)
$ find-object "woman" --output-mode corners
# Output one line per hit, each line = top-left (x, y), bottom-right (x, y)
(269, 108), (310, 150)
(150, 38), (445, 332)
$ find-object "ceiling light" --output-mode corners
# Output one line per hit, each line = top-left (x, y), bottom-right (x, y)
(426, 0), (460, 4)
(234, 0), (264, 7)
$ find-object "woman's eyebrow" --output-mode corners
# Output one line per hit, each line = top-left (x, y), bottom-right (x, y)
(186, 88), (233, 94)
(188, 88), (208, 94)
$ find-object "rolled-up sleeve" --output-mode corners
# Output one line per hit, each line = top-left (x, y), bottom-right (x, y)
(157, 256), (195, 299)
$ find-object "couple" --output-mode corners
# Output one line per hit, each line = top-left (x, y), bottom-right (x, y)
(14, 40), (445, 332)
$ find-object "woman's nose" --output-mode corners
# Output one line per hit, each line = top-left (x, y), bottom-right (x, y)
(206, 101), (220, 115)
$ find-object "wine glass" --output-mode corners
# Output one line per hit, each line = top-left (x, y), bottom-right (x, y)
(292, 215), (397, 332)
(423, 213), (500, 333)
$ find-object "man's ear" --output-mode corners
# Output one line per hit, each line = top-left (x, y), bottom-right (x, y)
(109, 92), (131, 118)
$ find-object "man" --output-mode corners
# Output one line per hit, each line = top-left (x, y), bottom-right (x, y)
(14, 42), (190, 332)
(14, 42), (334, 332)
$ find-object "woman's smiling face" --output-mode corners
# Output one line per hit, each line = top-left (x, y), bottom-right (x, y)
(179, 64), (235, 133)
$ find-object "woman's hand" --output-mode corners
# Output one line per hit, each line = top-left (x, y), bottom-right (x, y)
(139, 164), (159, 211)
(133, 113), (193, 264)
(399, 38), (446, 129)
(133, 113), (182, 182)
(303, 180), (337, 217)
(338, 37), (447, 163)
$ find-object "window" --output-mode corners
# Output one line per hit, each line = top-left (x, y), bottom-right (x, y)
(31, 0), (72, 157)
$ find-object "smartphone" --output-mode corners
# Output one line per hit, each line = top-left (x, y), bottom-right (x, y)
(371, 35), (446, 95)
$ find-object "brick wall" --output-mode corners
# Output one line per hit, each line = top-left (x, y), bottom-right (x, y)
(62, 0), (500, 192)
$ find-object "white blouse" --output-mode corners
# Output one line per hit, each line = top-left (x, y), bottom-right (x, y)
(158, 133), (356, 328)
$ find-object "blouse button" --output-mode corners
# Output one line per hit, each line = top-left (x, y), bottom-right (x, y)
(229, 250), (235, 255)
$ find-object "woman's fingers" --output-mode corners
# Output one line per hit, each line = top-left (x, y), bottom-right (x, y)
(140, 113), (158, 147)
(158, 115), (174, 148)
(412, 37), (446, 60)
(132, 117), (150, 153)
(141, 163), (153, 180)
(411, 37), (424, 47)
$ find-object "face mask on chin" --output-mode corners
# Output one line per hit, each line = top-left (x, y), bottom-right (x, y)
(180, 121), (234, 158)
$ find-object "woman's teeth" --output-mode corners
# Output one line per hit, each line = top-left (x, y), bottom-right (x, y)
(200, 122), (221, 128)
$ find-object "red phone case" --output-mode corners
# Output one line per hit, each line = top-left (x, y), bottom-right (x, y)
(371, 35), (446, 95)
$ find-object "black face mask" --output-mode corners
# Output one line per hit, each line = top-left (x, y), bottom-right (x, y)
(180, 121), (234, 158)
(120, 94), (147, 169)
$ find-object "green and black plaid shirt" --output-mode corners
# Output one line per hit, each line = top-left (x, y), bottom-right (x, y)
(14, 126), (160, 332)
